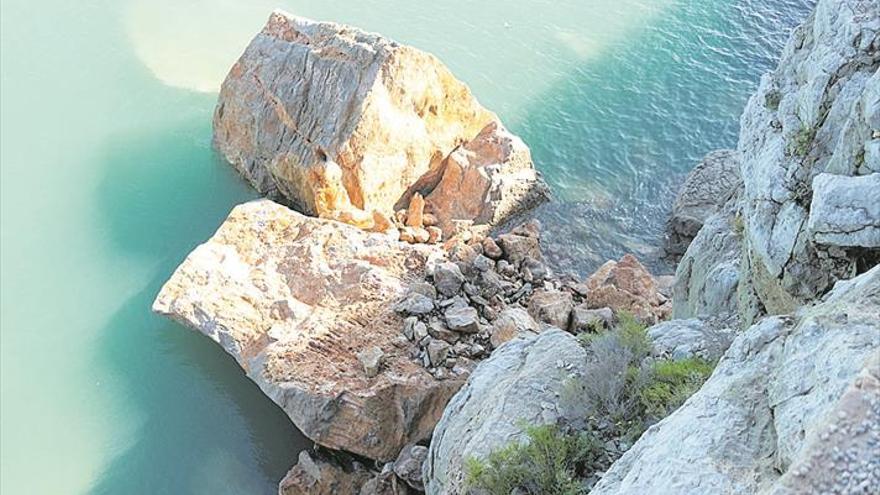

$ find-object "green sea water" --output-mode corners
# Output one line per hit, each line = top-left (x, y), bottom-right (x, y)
(0, 1), (811, 493)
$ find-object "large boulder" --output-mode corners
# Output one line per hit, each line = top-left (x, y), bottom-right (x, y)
(646, 317), (737, 362)
(214, 10), (546, 233)
(666, 150), (742, 257)
(423, 329), (590, 495)
(737, 0), (880, 313)
(153, 199), (461, 461)
(590, 265), (880, 495)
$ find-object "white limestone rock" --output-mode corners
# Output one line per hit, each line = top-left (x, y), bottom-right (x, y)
(808, 172), (880, 247)
(423, 329), (590, 495)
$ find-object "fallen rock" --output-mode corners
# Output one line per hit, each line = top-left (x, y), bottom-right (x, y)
(646, 318), (736, 361)
(527, 289), (573, 329)
(489, 307), (540, 348)
(395, 293), (435, 316)
(423, 122), (550, 236)
(152, 200), (461, 461)
(214, 10), (547, 236)
(393, 445), (429, 491)
(279, 451), (371, 495)
(583, 254), (669, 324)
(433, 262), (465, 297)
(570, 305), (614, 333)
(357, 346), (384, 378)
(666, 150), (742, 257)
(481, 237), (503, 259)
(214, 10), (495, 220)
(591, 265), (880, 495)
(444, 306), (479, 334)
(496, 221), (542, 265)
(808, 173), (880, 248)
(424, 330), (591, 495)
(427, 340), (451, 367)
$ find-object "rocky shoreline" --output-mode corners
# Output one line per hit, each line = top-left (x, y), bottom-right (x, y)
(153, 2), (879, 494)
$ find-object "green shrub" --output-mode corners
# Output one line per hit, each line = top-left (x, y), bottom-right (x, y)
(638, 358), (715, 420)
(788, 125), (816, 157)
(464, 424), (602, 495)
(616, 312), (651, 361)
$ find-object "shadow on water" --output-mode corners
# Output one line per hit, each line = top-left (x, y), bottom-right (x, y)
(87, 120), (310, 495)
(507, 0), (813, 277)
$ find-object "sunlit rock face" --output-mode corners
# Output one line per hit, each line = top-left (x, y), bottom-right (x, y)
(153, 200), (461, 461)
(213, 10), (547, 235)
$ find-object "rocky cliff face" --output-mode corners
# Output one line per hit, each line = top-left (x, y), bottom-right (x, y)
(591, 266), (880, 495)
(736, 0), (879, 317)
(214, 10), (548, 235)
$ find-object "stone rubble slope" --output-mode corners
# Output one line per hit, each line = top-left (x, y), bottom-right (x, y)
(214, 10), (547, 237)
(590, 265), (880, 495)
(737, 0), (879, 316)
(152, 199), (460, 462)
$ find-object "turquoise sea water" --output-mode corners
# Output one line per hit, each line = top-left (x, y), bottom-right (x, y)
(1, 1), (811, 493)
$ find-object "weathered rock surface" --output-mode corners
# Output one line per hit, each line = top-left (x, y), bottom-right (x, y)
(214, 10), (547, 235)
(591, 265), (880, 495)
(152, 200), (461, 461)
(421, 122), (550, 235)
(583, 254), (671, 324)
(666, 149), (742, 257)
(808, 172), (880, 247)
(737, 0), (880, 313)
(393, 444), (429, 491)
(489, 307), (539, 347)
(423, 330), (590, 495)
(672, 196), (744, 320)
(646, 317), (736, 361)
(279, 451), (371, 495)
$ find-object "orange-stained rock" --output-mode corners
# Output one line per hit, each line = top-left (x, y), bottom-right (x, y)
(153, 200), (463, 461)
(584, 254), (671, 324)
(425, 122), (550, 236)
(406, 193), (426, 228)
(214, 11), (547, 236)
(214, 10), (496, 219)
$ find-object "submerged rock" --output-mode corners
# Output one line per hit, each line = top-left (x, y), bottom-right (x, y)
(152, 200), (461, 461)
(591, 266), (880, 495)
(423, 329), (590, 495)
(214, 10), (547, 235)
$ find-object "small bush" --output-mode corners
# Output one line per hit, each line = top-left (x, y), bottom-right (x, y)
(788, 125), (816, 157)
(464, 424), (602, 495)
(638, 358), (714, 420)
(764, 89), (782, 111)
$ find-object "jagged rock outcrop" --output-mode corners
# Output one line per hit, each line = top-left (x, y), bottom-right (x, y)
(666, 150), (742, 257)
(737, 0), (880, 314)
(152, 199), (460, 462)
(672, 195), (744, 320)
(423, 330), (590, 495)
(590, 266), (880, 495)
(214, 10), (547, 235)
